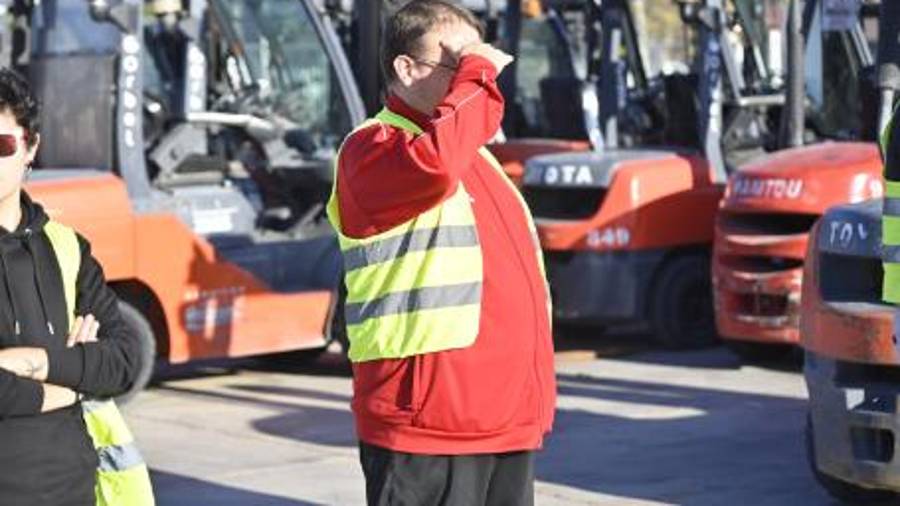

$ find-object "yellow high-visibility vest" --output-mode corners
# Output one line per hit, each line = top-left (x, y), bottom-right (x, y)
(43, 221), (155, 506)
(883, 106), (900, 303)
(327, 108), (548, 362)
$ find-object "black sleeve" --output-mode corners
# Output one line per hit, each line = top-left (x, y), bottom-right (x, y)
(0, 368), (43, 418)
(45, 235), (142, 397)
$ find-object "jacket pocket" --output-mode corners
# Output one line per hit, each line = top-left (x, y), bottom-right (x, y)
(352, 357), (419, 425)
(411, 350), (539, 433)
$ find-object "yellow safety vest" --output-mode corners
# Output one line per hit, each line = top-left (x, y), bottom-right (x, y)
(43, 221), (155, 506)
(327, 108), (548, 362)
(883, 106), (900, 303)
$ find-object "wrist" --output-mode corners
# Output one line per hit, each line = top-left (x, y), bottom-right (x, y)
(0, 348), (49, 381)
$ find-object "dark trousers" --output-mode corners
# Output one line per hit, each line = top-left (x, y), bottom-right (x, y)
(359, 442), (535, 506)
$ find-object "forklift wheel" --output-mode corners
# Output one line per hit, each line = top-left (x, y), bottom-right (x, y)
(805, 415), (899, 505)
(115, 301), (157, 405)
(650, 255), (718, 349)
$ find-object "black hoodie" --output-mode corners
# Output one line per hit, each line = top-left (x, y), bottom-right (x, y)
(0, 193), (142, 506)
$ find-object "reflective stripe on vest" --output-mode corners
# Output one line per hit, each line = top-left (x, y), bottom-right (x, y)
(43, 221), (155, 506)
(327, 109), (485, 362)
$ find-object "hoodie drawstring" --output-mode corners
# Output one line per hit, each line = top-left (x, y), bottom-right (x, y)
(0, 248), (21, 336)
(21, 229), (56, 336)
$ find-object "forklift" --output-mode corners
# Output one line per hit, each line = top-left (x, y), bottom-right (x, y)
(713, 0), (884, 360)
(8, 0), (365, 399)
(800, 0), (900, 501)
(522, 0), (784, 346)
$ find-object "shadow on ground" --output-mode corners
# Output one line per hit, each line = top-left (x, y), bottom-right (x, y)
(555, 324), (804, 373)
(151, 470), (326, 506)
(147, 339), (825, 504)
(156, 382), (357, 448)
(541, 372), (832, 505)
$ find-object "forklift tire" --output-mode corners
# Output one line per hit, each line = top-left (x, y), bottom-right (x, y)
(115, 301), (157, 405)
(650, 255), (718, 349)
(805, 415), (899, 505)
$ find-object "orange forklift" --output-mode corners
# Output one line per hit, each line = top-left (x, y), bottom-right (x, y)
(802, 202), (896, 504)
(523, 0), (785, 346)
(8, 0), (366, 399)
(801, 0), (900, 501)
(713, 0), (884, 359)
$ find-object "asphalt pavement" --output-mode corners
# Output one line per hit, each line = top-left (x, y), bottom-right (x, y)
(122, 333), (839, 505)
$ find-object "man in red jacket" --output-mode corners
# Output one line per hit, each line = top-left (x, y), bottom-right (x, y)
(328, 1), (556, 504)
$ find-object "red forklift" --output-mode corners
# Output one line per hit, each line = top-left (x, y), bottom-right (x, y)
(6, 0), (366, 399)
(523, 0), (785, 346)
(800, 0), (900, 501)
(713, 0), (884, 360)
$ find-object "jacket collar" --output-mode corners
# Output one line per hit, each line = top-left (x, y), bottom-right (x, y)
(386, 95), (431, 132)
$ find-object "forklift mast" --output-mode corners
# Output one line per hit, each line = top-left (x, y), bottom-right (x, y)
(594, 0), (646, 150)
(590, 0), (783, 171)
(782, 0), (803, 148)
(692, 0), (727, 182)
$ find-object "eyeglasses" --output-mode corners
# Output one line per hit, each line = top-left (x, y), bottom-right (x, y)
(0, 134), (21, 158)
(411, 57), (459, 72)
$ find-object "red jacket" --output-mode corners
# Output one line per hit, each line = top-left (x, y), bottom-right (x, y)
(336, 55), (556, 454)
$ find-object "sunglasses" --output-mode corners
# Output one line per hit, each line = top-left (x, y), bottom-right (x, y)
(0, 134), (21, 158)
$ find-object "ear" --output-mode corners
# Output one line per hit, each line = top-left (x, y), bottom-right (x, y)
(392, 55), (417, 87)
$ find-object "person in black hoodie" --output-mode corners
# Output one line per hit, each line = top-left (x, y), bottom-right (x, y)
(0, 68), (143, 505)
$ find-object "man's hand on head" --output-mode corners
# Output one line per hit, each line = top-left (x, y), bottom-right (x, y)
(447, 42), (514, 74)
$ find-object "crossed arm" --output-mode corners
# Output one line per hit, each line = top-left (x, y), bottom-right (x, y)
(0, 315), (100, 413)
(0, 236), (142, 417)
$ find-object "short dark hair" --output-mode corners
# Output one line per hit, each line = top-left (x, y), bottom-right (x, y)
(382, 0), (484, 84)
(0, 68), (39, 148)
